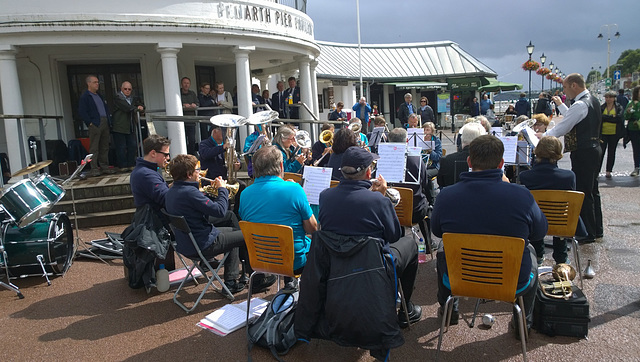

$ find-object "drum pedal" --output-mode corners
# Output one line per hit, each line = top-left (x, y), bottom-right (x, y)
(36, 254), (52, 286)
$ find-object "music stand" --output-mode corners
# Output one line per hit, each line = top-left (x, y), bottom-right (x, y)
(368, 127), (386, 148)
(62, 154), (109, 266)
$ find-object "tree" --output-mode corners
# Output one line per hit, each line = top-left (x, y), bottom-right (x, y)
(616, 49), (640, 76)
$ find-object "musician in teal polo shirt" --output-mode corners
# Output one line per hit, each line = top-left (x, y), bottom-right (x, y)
(239, 145), (318, 289)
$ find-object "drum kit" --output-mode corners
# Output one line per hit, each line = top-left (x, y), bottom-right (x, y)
(0, 155), (92, 298)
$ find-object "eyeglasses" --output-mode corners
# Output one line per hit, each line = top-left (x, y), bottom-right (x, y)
(420, 100), (426, 103)
(156, 150), (170, 158)
(122, 88), (132, 91)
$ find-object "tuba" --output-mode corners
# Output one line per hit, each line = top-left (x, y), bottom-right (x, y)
(293, 130), (312, 155)
(209, 114), (247, 199)
(313, 130), (333, 167)
(539, 263), (577, 300)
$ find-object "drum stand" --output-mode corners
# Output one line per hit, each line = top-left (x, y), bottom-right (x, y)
(0, 246), (24, 299)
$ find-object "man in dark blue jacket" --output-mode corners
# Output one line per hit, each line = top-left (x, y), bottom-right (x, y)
(431, 135), (547, 331)
(515, 92), (531, 117)
(318, 146), (421, 328)
(78, 75), (112, 176)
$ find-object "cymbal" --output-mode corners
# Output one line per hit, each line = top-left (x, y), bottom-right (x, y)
(12, 160), (52, 177)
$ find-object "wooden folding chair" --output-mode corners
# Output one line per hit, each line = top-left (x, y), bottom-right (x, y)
(393, 186), (433, 260)
(530, 190), (585, 288)
(162, 210), (233, 314)
(283, 172), (302, 185)
(436, 233), (529, 362)
(238, 221), (299, 353)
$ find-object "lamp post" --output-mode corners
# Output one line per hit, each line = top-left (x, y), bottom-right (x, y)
(597, 24), (620, 82)
(526, 41), (535, 113)
(548, 62), (554, 92)
(540, 53), (547, 92)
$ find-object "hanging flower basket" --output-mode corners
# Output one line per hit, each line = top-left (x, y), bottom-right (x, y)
(546, 73), (556, 80)
(536, 67), (551, 76)
(522, 60), (540, 71)
(555, 76), (563, 83)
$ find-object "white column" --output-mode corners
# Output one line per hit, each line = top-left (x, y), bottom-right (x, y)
(383, 84), (392, 128)
(234, 46), (255, 143)
(257, 75), (271, 92)
(296, 55), (313, 134)
(310, 60), (319, 119)
(0, 45), (27, 173)
(156, 43), (186, 155)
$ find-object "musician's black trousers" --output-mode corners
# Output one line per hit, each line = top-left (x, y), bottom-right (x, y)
(570, 146), (603, 238)
(389, 235), (419, 303)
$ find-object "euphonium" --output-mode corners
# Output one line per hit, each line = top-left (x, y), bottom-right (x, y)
(539, 263), (577, 300)
(293, 130), (312, 156)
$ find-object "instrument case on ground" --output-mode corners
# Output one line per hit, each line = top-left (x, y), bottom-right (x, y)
(533, 284), (590, 338)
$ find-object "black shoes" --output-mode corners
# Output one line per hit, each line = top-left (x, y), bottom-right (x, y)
(398, 302), (422, 328)
(438, 306), (459, 325)
(223, 280), (246, 294)
(251, 274), (277, 293)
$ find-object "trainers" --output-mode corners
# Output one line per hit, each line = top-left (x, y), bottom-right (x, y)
(631, 168), (639, 177)
(398, 302), (422, 328)
(438, 306), (459, 325)
(251, 274), (277, 293)
(224, 280), (246, 294)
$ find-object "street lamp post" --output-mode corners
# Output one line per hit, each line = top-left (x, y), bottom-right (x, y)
(540, 53), (546, 92)
(526, 41), (535, 113)
(598, 24), (621, 82)
(549, 62), (554, 92)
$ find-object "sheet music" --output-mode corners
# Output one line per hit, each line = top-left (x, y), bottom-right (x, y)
(246, 134), (265, 154)
(407, 146), (422, 156)
(368, 127), (385, 147)
(302, 166), (332, 205)
(516, 141), (531, 165)
(522, 127), (539, 147)
(499, 136), (518, 164)
(490, 127), (503, 137)
(377, 143), (407, 183)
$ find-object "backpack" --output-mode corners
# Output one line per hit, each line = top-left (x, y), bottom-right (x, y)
(247, 289), (298, 361)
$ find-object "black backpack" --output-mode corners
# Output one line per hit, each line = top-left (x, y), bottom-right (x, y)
(247, 289), (298, 361)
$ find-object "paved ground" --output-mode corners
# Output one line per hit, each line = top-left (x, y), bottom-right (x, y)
(1, 134), (639, 361)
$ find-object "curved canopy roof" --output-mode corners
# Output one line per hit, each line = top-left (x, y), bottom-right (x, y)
(316, 40), (497, 82)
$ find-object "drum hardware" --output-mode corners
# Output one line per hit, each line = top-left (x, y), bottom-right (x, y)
(0, 243), (24, 298)
(36, 254), (51, 286)
(11, 160), (53, 178)
(0, 178), (52, 228)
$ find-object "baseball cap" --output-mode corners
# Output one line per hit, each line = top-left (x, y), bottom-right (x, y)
(340, 146), (379, 174)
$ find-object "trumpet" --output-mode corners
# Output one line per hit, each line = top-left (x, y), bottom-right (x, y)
(313, 130), (333, 167)
(200, 176), (240, 198)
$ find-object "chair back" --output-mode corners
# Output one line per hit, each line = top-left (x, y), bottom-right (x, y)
(392, 187), (414, 227)
(238, 221), (296, 277)
(442, 233), (525, 303)
(530, 190), (584, 238)
(161, 209), (191, 235)
(330, 180), (339, 188)
(283, 172), (302, 184)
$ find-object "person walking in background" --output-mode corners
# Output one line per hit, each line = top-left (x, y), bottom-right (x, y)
(599, 91), (625, 179)
(617, 89), (629, 111)
(480, 93), (492, 115)
(624, 86), (640, 177)
(515, 92), (530, 117)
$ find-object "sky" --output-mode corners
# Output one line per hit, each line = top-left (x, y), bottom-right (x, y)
(306, 0), (640, 91)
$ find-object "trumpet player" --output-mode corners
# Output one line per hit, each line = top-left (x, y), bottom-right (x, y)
(311, 123), (334, 168)
(273, 125), (306, 173)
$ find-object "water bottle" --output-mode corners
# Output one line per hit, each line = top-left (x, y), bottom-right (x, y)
(156, 264), (170, 292)
(288, 93), (293, 105)
(418, 238), (427, 263)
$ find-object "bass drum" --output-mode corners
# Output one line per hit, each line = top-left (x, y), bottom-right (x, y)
(1, 213), (73, 278)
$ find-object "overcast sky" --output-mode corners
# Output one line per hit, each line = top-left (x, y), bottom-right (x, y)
(307, 0), (639, 91)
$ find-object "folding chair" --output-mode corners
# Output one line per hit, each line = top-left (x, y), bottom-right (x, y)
(162, 210), (234, 313)
(393, 186), (433, 260)
(238, 221), (299, 352)
(530, 190), (585, 288)
(436, 233), (528, 362)
(283, 172), (302, 184)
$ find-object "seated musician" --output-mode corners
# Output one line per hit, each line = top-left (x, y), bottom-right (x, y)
(431, 135), (547, 331)
(326, 128), (359, 180)
(129, 134), (175, 271)
(421, 122), (442, 204)
(531, 113), (550, 133)
(437, 122), (486, 189)
(317, 146), (421, 328)
(367, 116), (388, 154)
(407, 113), (420, 129)
(243, 124), (268, 178)
(349, 117), (369, 148)
(199, 125), (246, 217)
(311, 123), (334, 168)
(519, 136), (586, 265)
(387, 128), (434, 248)
(273, 125), (305, 173)
(165, 154), (246, 294)
(239, 145), (318, 289)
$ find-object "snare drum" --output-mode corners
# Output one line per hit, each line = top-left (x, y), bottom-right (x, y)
(0, 179), (51, 228)
(34, 174), (66, 205)
(1, 212), (73, 278)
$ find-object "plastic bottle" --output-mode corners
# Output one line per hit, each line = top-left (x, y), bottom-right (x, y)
(288, 93), (293, 105)
(417, 238), (427, 263)
(156, 264), (170, 292)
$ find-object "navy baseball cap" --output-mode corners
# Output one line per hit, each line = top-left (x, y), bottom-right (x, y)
(340, 146), (379, 174)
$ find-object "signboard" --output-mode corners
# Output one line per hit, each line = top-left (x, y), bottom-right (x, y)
(614, 70), (621, 80)
(605, 78), (612, 86)
(437, 93), (450, 113)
